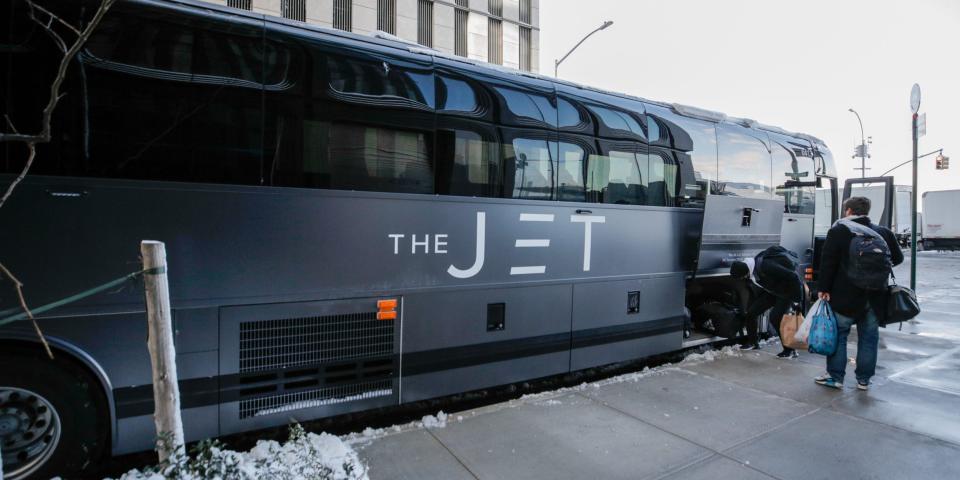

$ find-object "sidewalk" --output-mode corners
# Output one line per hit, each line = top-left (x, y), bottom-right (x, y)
(353, 253), (960, 480)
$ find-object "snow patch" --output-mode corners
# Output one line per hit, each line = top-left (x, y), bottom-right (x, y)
(680, 345), (743, 364)
(113, 424), (366, 480)
(421, 411), (448, 429)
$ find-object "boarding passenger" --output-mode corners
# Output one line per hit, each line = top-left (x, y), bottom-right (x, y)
(731, 245), (804, 358)
(815, 196), (903, 391)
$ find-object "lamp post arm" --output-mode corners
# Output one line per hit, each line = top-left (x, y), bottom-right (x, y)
(852, 110), (864, 140)
(555, 23), (610, 77)
(879, 149), (943, 177)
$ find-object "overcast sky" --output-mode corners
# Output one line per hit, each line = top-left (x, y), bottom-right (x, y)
(540, 0), (959, 202)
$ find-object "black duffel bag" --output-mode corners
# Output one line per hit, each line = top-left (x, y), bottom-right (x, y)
(884, 278), (920, 327)
(694, 301), (743, 339)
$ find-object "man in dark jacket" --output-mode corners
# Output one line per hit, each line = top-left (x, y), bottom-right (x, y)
(815, 196), (903, 390)
(731, 246), (805, 358)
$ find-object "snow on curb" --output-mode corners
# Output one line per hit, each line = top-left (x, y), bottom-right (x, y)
(112, 425), (367, 480)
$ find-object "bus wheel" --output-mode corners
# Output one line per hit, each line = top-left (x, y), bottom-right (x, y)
(0, 348), (108, 480)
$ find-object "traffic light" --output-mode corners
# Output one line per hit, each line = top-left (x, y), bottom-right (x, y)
(936, 154), (950, 170)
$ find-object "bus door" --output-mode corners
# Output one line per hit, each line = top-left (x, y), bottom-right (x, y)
(694, 194), (785, 276)
(769, 133), (819, 265)
(842, 176), (895, 229)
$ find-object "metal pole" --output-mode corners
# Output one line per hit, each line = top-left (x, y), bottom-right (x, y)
(910, 114), (918, 292)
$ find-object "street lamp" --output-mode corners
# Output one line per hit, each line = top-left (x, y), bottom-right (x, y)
(849, 108), (869, 178)
(554, 20), (614, 78)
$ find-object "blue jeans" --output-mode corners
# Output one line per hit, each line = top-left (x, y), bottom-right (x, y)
(826, 306), (880, 384)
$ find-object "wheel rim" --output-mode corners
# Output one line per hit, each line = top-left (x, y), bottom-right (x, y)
(0, 387), (62, 480)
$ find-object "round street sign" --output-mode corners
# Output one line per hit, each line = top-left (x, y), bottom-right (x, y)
(911, 83), (922, 113)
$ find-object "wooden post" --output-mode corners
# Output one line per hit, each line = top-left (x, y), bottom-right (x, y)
(141, 240), (184, 463)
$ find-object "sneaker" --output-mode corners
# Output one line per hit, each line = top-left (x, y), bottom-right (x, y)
(857, 381), (870, 391)
(815, 376), (842, 389)
(740, 343), (761, 351)
(777, 349), (799, 359)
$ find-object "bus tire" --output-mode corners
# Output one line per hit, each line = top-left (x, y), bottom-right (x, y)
(0, 346), (108, 480)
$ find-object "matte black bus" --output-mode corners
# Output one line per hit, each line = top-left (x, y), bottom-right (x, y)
(1, 0), (841, 477)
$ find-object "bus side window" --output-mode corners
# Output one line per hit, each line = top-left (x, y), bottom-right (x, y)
(495, 87), (557, 129)
(647, 105), (717, 204)
(504, 137), (555, 200)
(80, 4), (266, 185)
(436, 128), (501, 197)
(771, 138), (816, 214)
(327, 53), (435, 109)
(327, 123), (432, 194)
(647, 151), (678, 207)
(587, 145), (648, 205)
(557, 142), (587, 202)
(716, 124), (772, 199)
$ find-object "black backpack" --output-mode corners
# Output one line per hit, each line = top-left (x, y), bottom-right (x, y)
(839, 219), (893, 291)
(753, 246), (799, 286)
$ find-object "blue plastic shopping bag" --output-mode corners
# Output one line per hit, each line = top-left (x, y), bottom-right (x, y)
(807, 301), (838, 356)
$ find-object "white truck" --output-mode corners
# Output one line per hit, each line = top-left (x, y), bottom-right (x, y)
(922, 189), (960, 251)
(848, 184), (915, 245)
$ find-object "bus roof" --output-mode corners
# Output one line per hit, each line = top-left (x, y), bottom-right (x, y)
(165, 0), (826, 147)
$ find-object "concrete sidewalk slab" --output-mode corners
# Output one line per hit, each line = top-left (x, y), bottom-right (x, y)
(581, 368), (816, 451)
(889, 348), (960, 395)
(680, 350), (842, 406)
(358, 429), (476, 480)
(831, 379), (960, 446)
(764, 328), (956, 377)
(429, 392), (711, 480)
(725, 409), (960, 480)
(661, 455), (775, 480)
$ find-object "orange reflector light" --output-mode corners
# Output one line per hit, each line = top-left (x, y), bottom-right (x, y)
(377, 310), (397, 321)
(377, 299), (398, 311)
(805, 267), (813, 273)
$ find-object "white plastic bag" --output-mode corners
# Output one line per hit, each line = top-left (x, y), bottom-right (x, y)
(795, 299), (820, 343)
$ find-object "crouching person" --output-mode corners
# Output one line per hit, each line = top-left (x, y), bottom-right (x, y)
(815, 196), (903, 390)
(730, 245), (804, 358)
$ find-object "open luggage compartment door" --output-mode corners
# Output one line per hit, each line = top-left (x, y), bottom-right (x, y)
(694, 194), (785, 276)
(842, 176), (895, 229)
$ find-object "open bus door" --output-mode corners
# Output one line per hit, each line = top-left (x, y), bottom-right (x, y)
(842, 176), (895, 229)
(694, 194), (785, 277)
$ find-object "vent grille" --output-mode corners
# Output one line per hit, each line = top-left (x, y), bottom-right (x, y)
(488, 18), (503, 65)
(378, 0), (397, 34)
(519, 26), (531, 71)
(417, 0), (434, 47)
(454, 1), (468, 56)
(334, 0), (352, 31)
(520, 0), (531, 24)
(227, 0), (252, 10)
(237, 309), (396, 419)
(238, 360), (395, 418)
(242, 380), (392, 418)
(282, 0), (306, 22)
(240, 312), (393, 373)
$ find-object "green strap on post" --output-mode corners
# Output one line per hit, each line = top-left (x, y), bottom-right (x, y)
(0, 266), (166, 327)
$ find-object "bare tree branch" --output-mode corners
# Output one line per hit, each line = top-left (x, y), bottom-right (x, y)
(0, 142), (37, 209)
(31, 1), (82, 36)
(0, 0), (116, 209)
(0, 262), (54, 359)
(0, 0), (117, 145)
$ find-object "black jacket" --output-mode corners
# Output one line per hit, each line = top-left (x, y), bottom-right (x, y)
(755, 249), (802, 300)
(818, 216), (904, 318)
